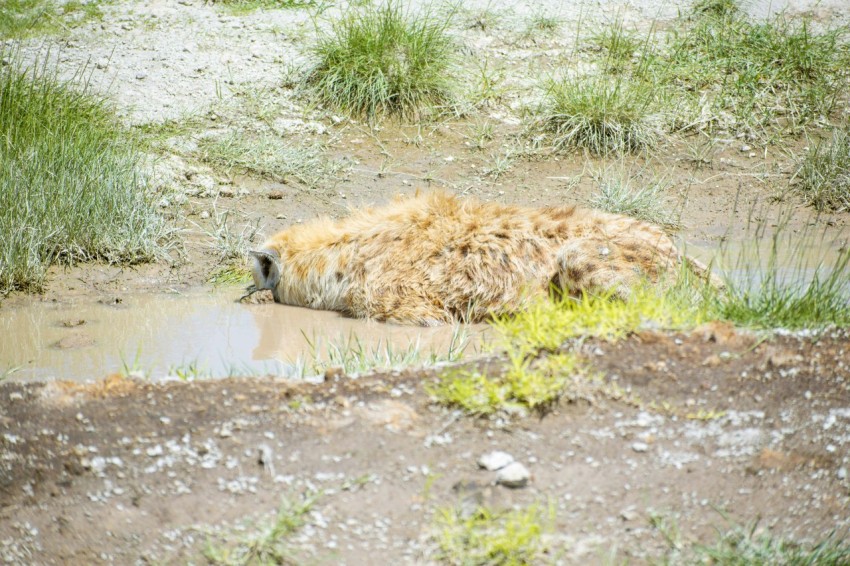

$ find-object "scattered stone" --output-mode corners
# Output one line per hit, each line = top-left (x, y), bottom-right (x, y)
(740, 144), (752, 152)
(268, 190), (284, 200)
(496, 461), (530, 488)
(95, 58), (109, 70)
(135, 71), (147, 80)
(218, 187), (234, 198)
(631, 442), (649, 453)
(477, 451), (514, 471)
(199, 210), (210, 219)
(837, 468), (847, 480)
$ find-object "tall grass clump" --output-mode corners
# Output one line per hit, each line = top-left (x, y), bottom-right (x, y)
(537, 75), (658, 154)
(793, 130), (850, 212)
(589, 169), (681, 230)
(713, 212), (850, 330)
(306, 1), (456, 120)
(0, 57), (165, 294)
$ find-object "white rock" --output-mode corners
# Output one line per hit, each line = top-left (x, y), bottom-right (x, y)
(496, 462), (530, 488)
(95, 58), (109, 70)
(632, 442), (649, 453)
(477, 450), (514, 471)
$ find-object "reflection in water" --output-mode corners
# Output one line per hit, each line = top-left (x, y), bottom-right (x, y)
(0, 289), (483, 382)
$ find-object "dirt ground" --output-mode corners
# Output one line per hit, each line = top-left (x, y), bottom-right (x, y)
(2, 327), (849, 563)
(4, 0), (850, 563)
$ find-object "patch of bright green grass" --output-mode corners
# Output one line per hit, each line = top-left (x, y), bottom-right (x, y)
(430, 278), (711, 416)
(0, 57), (165, 294)
(493, 283), (710, 353)
(433, 502), (555, 566)
(537, 75), (659, 154)
(203, 491), (318, 565)
(793, 130), (850, 213)
(306, 1), (456, 119)
(429, 352), (585, 416)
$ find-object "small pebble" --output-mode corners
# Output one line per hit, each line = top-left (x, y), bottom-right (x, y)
(496, 462), (530, 488)
(632, 442), (649, 453)
(477, 451), (514, 471)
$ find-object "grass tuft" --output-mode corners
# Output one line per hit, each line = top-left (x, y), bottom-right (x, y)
(429, 352), (585, 416)
(0, 0), (108, 38)
(300, 325), (470, 376)
(433, 503), (554, 565)
(306, 1), (456, 119)
(0, 55), (165, 294)
(537, 75), (658, 154)
(693, 526), (850, 565)
(793, 130), (850, 212)
(589, 169), (681, 230)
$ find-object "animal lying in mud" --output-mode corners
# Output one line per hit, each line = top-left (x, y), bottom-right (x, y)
(250, 192), (712, 326)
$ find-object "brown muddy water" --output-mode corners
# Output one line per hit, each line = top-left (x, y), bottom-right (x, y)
(0, 288), (485, 382)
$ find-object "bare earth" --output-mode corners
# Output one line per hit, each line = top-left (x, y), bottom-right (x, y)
(3, 0), (850, 563)
(2, 327), (850, 563)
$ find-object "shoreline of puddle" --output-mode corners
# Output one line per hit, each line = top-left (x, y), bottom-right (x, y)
(0, 287), (489, 383)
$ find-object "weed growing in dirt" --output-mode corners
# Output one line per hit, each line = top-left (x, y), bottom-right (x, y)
(588, 169), (681, 230)
(0, 56), (166, 294)
(793, 130), (850, 213)
(203, 491), (319, 565)
(536, 75), (658, 154)
(432, 502), (555, 565)
(429, 352), (585, 416)
(306, 1), (456, 119)
(197, 131), (342, 187)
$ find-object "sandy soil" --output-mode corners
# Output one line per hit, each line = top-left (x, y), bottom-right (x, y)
(3, 0), (850, 563)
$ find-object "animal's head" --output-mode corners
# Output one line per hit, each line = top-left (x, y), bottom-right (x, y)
(250, 248), (281, 291)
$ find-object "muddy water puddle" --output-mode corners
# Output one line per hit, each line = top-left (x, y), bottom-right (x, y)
(0, 288), (486, 382)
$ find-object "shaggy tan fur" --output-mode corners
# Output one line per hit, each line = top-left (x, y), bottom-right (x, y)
(251, 192), (707, 326)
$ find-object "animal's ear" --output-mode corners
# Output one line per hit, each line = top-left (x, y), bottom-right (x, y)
(250, 248), (281, 289)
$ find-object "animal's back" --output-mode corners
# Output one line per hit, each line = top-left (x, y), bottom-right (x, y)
(255, 192), (692, 325)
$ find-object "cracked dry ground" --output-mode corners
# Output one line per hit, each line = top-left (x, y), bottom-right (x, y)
(1, 327), (849, 564)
